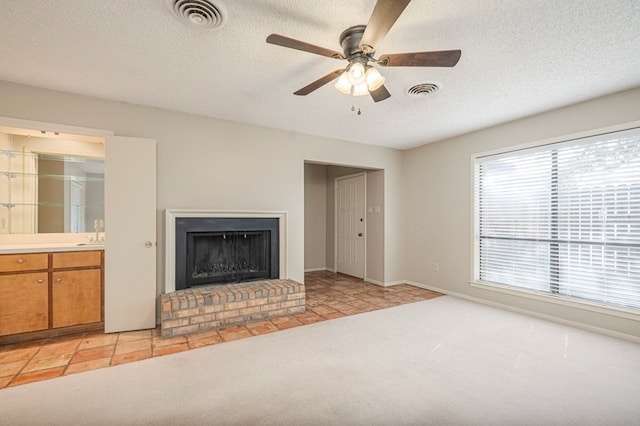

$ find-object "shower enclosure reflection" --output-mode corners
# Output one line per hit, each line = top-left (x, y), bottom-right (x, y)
(0, 127), (104, 234)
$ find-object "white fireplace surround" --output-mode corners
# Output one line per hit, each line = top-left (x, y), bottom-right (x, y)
(164, 209), (288, 293)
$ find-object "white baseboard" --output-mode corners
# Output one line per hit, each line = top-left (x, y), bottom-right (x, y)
(404, 280), (444, 293)
(305, 272), (402, 288)
(404, 280), (640, 344)
(364, 278), (384, 287)
(304, 267), (331, 273)
(384, 280), (407, 287)
(365, 279), (412, 287)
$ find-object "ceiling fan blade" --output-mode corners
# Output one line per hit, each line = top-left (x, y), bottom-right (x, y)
(359, 0), (411, 54)
(379, 50), (462, 67)
(266, 34), (345, 59)
(370, 85), (391, 103)
(294, 69), (345, 96)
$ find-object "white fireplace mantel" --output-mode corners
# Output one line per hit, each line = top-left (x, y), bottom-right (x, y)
(164, 209), (288, 293)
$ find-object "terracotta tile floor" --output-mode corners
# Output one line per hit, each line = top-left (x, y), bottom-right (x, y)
(0, 271), (442, 389)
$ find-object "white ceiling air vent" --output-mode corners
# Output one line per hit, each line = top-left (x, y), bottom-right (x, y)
(166, 0), (228, 29)
(407, 83), (440, 97)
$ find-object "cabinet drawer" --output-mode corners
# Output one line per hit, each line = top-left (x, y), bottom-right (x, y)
(0, 253), (48, 273)
(0, 272), (49, 336)
(52, 250), (102, 269)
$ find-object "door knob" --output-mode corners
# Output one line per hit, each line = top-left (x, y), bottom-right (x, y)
(358, 233), (363, 237)
(144, 241), (153, 248)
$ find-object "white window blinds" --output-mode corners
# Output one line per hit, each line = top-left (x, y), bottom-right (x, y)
(475, 127), (640, 312)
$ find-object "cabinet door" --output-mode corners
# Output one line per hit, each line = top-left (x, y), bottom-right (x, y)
(52, 269), (102, 328)
(0, 272), (49, 336)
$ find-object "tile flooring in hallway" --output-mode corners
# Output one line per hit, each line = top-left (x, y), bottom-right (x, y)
(0, 271), (442, 389)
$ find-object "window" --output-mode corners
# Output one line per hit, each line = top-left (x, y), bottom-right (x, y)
(474, 127), (640, 313)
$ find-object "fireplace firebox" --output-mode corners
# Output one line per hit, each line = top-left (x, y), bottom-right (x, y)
(175, 218), (279, 290)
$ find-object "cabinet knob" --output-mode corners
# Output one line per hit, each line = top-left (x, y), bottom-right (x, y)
(17, 258), (24, 264)
(37, 279), (44, 283)
(144, 241), (153, 248)
(56, 277), (62, 283)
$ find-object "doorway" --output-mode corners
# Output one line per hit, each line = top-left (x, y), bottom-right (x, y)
(303, 162), (385, 283)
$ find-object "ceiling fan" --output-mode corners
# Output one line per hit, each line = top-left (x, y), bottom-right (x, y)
(266, 0), (461, 103)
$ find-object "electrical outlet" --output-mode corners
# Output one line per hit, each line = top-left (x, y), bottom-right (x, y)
(433, 263), (439, 272)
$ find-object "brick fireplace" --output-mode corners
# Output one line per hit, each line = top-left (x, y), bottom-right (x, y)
(162, 210), (301, 337)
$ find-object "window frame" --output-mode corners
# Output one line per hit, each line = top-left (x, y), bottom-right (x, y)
(469, 121), (640, 321)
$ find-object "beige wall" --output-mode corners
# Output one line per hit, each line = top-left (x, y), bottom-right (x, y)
(304, 163), (326, 271)
(0, 80), (405, 287)
(366, 169), (385, 284)
(403, 87), (640, 339)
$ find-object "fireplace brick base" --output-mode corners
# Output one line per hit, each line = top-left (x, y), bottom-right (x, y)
(160, 279), (305, 338)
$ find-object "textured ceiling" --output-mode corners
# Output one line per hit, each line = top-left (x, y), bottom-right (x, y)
(0, 0), (639, 150)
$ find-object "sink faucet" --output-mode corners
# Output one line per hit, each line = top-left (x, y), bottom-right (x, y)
(90, 219), (105, 243)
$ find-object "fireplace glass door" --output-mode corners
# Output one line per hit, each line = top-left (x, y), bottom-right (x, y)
(187, 231), (271, 286)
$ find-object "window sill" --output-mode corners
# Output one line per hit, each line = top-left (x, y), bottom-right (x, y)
(469, 280), (640, 322)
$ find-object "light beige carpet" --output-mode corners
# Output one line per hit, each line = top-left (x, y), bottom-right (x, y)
(2, 296), (639, 425)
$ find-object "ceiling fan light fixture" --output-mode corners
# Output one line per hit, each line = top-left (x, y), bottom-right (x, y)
(346, 62), (366, 85)
(352, 82), (369, 97)
(365, 66), (385, 91)
(334, 73), (352, 94)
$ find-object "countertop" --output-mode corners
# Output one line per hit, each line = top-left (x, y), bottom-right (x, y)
(0, 243), (104, 254)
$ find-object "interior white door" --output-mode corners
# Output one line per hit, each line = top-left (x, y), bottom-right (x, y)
(104, 136), (157, 333)
(336, 174), (366, 278)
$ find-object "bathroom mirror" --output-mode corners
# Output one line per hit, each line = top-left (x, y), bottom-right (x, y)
(0, 127), (105, 234)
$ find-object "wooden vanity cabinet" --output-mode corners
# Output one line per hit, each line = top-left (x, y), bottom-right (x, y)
(52, 251), (102, 328)
(0, 250), (103, 342)
(0, 253), (49, 336)
(0, 272), (49, 336)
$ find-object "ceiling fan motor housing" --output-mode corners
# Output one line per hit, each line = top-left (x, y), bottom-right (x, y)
(339, 25), (369, 58)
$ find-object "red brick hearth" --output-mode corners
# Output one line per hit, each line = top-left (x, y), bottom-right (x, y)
(160, 279), (305, 338)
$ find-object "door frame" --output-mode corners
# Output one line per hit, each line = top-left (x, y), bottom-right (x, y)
(334, 172), (367, 279)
